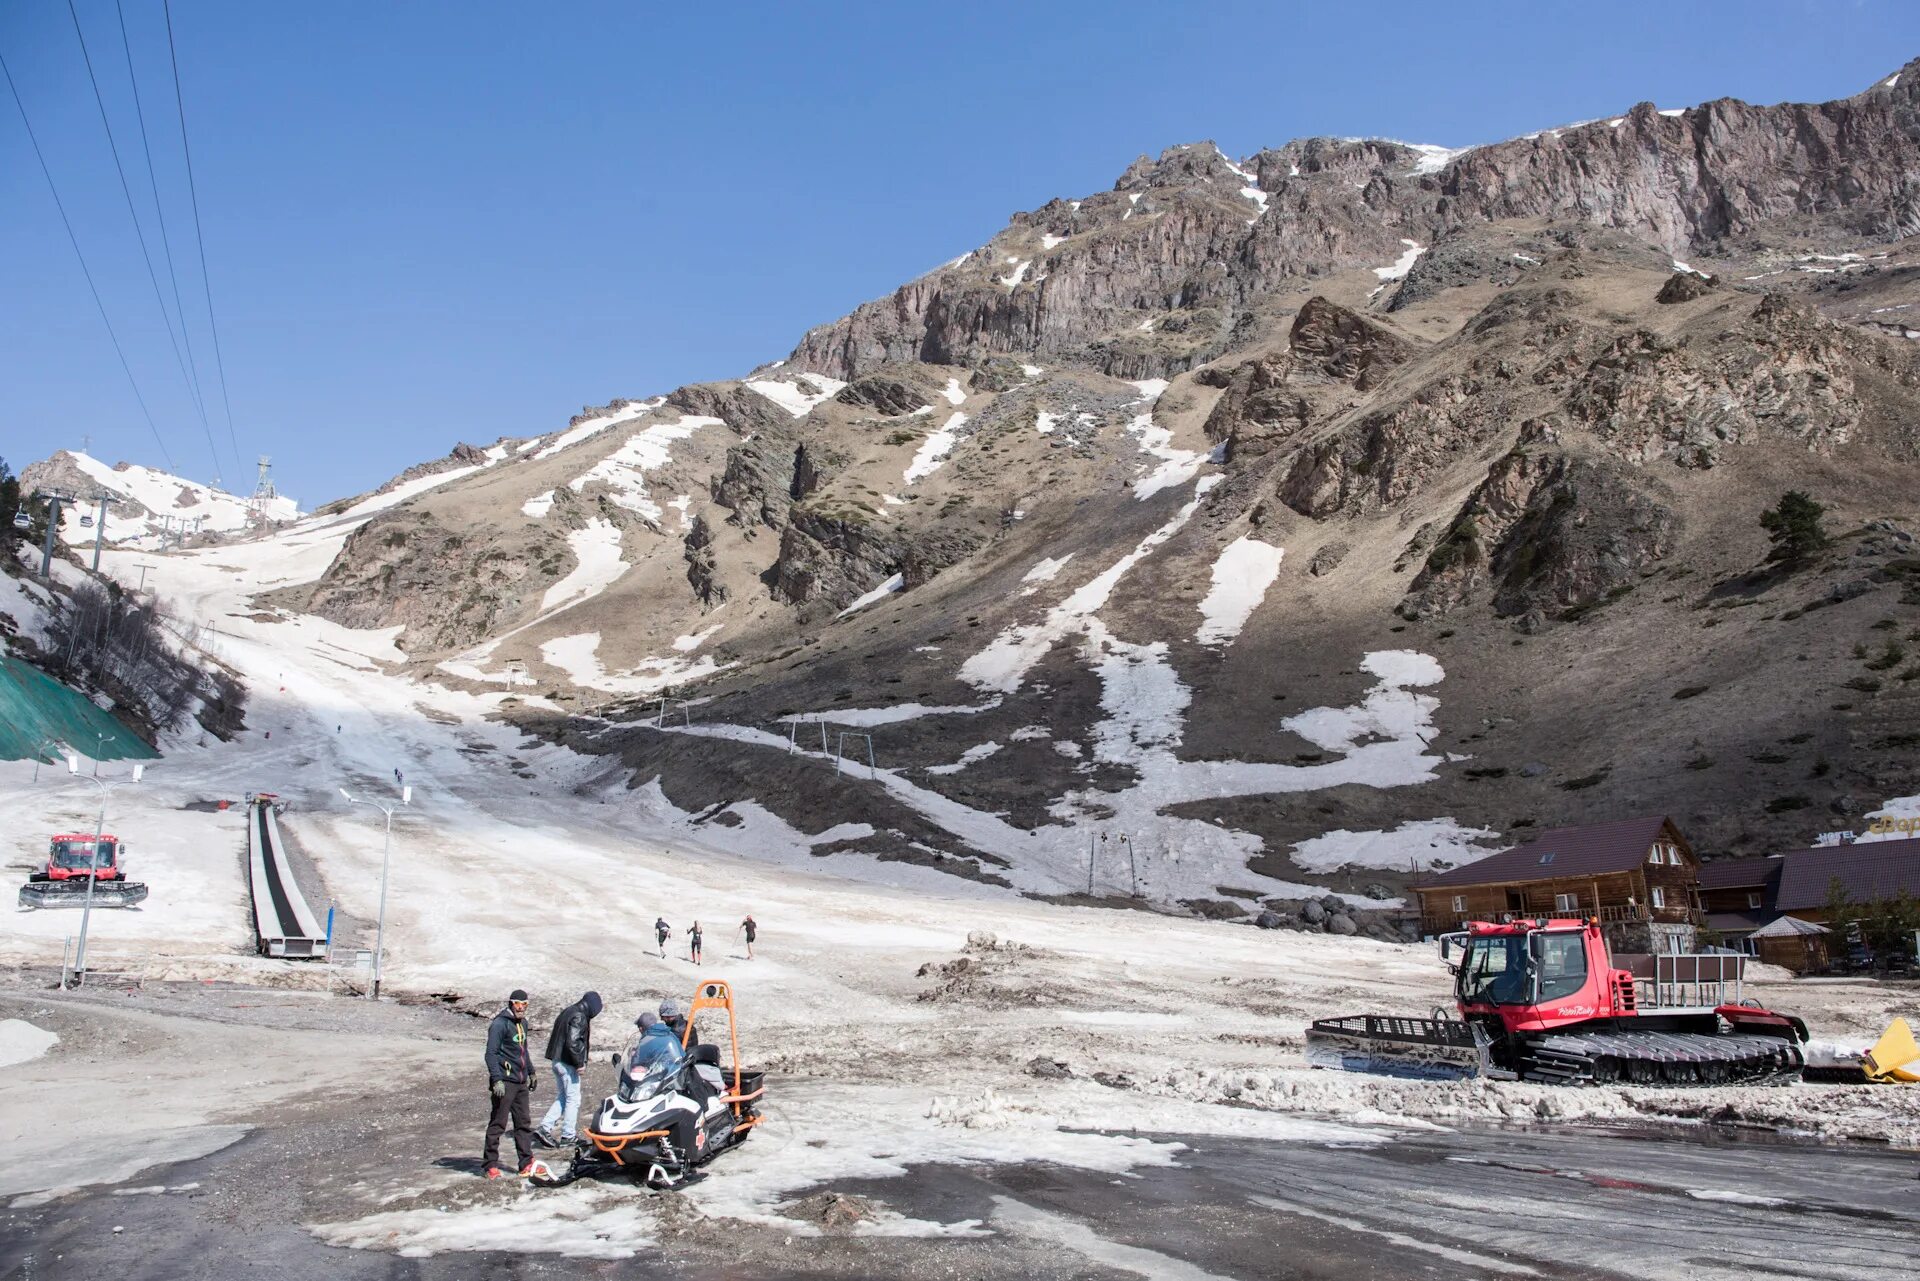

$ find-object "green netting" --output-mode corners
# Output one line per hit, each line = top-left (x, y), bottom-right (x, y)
(0, 650), (160, 763)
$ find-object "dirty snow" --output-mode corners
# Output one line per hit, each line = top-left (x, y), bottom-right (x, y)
(1288, 818), (1505, 874)
(1034, 411), (1058, 436)
(1403, 143), (1462, 175)
(1000, 259), (1031, 288)
(1041, 233), (1066, 249)
(927, 742), (1004, 775)
(539, 632), (730, 696)
(942, 378), (966, 405)
(56, 452), (300, 546)
(520, 490), (555, 519)
(313, 1184), (658, 1260)
(1195, 537), (1284, 645)
(0, 1020), (57, 1069)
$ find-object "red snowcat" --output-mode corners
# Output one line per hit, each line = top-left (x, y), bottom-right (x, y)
(19, 833), (150, 910)
(1308, 917), (1814, 1084)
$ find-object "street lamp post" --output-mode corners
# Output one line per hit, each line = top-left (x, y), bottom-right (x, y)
(64, 755), (146, 987)
(340, 784), (410, 999)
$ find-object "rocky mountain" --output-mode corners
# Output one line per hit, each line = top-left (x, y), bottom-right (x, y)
(56, 59), (1920, 919)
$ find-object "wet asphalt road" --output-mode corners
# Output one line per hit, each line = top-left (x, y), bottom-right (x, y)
(4, 1113), (1916, 1281)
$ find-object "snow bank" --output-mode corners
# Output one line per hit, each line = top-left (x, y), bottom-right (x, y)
(1195, 537), (1283, 645)
(520, 490), (555, 519)
(312, 1184), (657, 1260)
(927, 742), (1003, 775)
(539, 632), (729, 696)
(57, 452), (300, 546)
(0, 1020), (57, 1069)
(1018, 554), (1073, 596)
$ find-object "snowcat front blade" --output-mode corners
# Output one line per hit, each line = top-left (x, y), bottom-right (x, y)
(1305, 1014), (1488, 1080)
(18, 880), (149, 910)
(1865, 1018), (1920, 1084)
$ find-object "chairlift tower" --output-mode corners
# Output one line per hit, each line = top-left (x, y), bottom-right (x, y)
(249, 456), (277, 529)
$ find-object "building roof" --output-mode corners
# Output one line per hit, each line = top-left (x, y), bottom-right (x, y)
(1751, 914), (1830, 938)
(1416, 816), (1675, 891)
(1697, 856), (1783, 892)
(1774, 838), (1920, 911)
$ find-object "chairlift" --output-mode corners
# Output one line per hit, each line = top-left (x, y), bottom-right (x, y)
(78, 515), (95, 529)
(10, 512), (28, 531)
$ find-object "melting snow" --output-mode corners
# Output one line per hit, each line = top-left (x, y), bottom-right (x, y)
(1034, 412), (1058, 436)
(539, 520), (628, 614)
(778, 701), (999, 729)
(1138, 318), (1158, 332)
(672, 623), (723, 652)
(1404, 144), (1461, 175)
(1372, 239), (1426, 281)
(531, 399), (662, 461)
(1019, 555), (1074, 596)
(1288, 818), (1504, 874)
(539, 632), (730, 696)
(1195, 537), (1284, 645)
(0, 1020), (57, 1069)
(1041, 234), (1066, 249)
(744, 374), (847, 418)
(567, 416), (721, 523)
(57, 453), (300, 546)
(1001, 260), (1032, 288)
(926, 742), (1004, 776)
(904, 414), (967, 485)
(837, 573), (904, 618)
(521, 491), (555, 519)
(942, 378), (967, 405)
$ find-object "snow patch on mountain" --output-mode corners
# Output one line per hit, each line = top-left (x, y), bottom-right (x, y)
(532, 399), (663, 461)
(1287, 818), (1505, 874)
(1195, 538), (1284, 646)
(904, 414), (967, 485)
(567, 416), (722, 523)
(54, 453), (299, 546)
(521, 491), (555, 519)
(838, 573), (904, 618)
(744, 374), (847, 418)
(539, 520), (627, 614)
(539, 632), (731, 695)
(1018, 555), (1073, 596)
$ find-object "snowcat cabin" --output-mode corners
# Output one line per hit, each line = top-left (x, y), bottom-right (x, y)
(48, 834), (121, 879)
(1446, 920), (1631, 1033)
(1414, 816), (1703, 954)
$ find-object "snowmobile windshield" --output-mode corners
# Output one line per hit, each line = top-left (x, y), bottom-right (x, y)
(616, 1057), (682, 1104)
(1457, 935), (1532, 1005)
(51, 839), (113, 870)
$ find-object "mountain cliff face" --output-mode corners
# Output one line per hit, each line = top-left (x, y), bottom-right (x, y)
(138, 59), (1920, 913)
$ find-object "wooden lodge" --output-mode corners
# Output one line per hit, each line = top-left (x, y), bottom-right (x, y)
(1413, 816), (1701, 951)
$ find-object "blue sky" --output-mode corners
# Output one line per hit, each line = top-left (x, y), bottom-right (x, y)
(3, 1), (1917, 505)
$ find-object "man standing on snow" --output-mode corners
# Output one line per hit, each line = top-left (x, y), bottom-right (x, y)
(739, 913), (757, 960)
(688, 920), (704, 965)
(482, 988), (538, 1179)
(536, 990), (601, 1148)
(654, 916), (671, 959)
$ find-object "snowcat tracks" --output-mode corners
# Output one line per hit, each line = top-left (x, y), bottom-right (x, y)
(1523, 1030), (1804, 1086)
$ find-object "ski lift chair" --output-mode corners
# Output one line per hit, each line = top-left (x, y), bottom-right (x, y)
(10, 512), (28, 531)
(79, 515), (94, 528)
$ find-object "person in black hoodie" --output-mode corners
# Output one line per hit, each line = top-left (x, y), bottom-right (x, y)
(535, 990), (601, 1147)
(482, 988), (537, 1178)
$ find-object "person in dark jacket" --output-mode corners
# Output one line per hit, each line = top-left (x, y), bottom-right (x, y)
(740, 913), (757, 960)
(688, 920), (704, 965)
(659, 995), (699, 1050)
(482, 989), (538, 1178)
(654, 917), (671, 959)
(535, 990), (601, 1147)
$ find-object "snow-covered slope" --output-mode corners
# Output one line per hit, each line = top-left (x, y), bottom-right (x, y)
(22, 451), (300, 548)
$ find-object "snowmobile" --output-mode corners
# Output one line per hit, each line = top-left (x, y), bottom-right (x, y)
(528, 979), (765, 1189)
(19, 833), (149, 909)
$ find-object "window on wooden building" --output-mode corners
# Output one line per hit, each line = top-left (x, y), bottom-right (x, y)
(1451, 895), (1467, 913)
(1747, 892), (1763, 910)
(1553, 892), (1578, 912)
(1651, 887), (1667, 909)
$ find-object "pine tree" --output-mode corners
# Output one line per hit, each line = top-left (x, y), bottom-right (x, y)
(1760, 491), (1828, 568)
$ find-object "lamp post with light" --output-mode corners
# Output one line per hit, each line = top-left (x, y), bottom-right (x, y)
(339, 784), (409, 999)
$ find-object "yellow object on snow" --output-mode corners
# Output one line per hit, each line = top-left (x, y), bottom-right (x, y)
(1864, 1017), (1920, 1083)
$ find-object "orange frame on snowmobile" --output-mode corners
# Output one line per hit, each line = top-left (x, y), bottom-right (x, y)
(683, 979), (763, 1128)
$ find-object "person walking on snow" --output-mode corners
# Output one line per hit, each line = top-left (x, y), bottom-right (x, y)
(654, 916), (672, 959)
(536, 990), (601, 1148)
(482, 988), (538, 1179)
(739, 913), (757, 960)
(688, 920), (703, 965)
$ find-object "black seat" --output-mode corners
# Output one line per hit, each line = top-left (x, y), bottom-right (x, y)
(690, 1042), (721, 1067)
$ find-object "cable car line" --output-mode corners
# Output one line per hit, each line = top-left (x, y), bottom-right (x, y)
(163, 0), (242, 481)
(1, 49), (175, 472)
(65, 0), (216, 479)
(115, 0), (223, 480)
